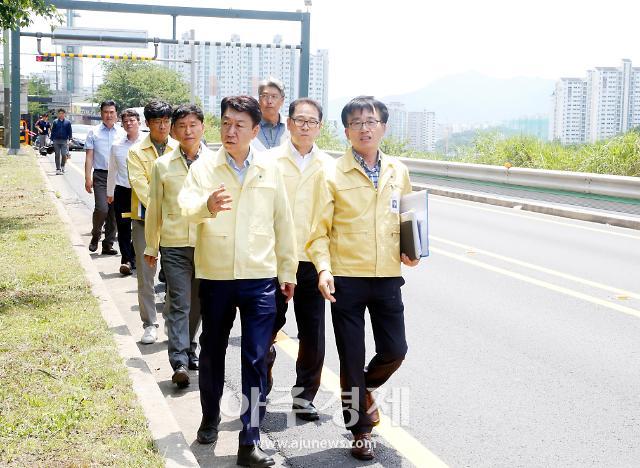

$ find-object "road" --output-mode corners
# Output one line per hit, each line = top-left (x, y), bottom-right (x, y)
(41, 149), (640, 467)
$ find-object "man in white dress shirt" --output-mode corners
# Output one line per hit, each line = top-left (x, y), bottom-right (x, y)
(107, 108), (143, 276)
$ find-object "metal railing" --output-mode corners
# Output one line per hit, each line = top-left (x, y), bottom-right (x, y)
(205, 143), (640, 201)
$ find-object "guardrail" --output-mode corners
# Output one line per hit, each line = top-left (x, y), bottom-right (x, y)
(206, 143), (640, 200)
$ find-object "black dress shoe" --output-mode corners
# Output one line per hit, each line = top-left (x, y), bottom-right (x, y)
(237, 444), (274, 467)
(292, 399), (320, 421)
(88, 242), (98, 252)
(171, 365), (189, 389)
(196, 415), (221, 444)
(188, 352), (199, 370)
(101, 246), (118, 255)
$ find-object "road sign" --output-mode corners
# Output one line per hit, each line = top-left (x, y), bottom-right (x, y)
(51, 27), (148, 49)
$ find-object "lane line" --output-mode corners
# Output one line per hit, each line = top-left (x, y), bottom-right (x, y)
(430, 246), (640, 319)
(431, 236), (640, 300)
(430, 196), (640, 240)
(275, 331), (450, 468)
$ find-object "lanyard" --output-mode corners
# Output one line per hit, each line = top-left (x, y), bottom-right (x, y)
(260, 123), (282, 149)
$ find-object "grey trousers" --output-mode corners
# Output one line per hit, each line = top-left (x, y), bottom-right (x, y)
(132, 220), (157, 328)
(53, 139), (68, 170)
(91, 169), (117, 249)
(160, 246), (201, 369)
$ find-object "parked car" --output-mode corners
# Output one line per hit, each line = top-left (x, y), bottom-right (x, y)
(69, 124), (94, 151)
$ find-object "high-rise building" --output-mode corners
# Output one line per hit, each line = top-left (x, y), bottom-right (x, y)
(407, 110), (436, 152)
(386, 101), (407, 141)
(549, 78), (587, 144)
(550, 59), (640, 143)
(161, 33), (329, 116)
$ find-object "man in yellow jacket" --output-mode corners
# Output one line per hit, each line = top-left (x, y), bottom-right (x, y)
(143, 104), (204, 389)
(127, 101), (177, 345)
(179, 95), (296, 467)
(266, 98), (334, 421)
(306, 96), (420, 461)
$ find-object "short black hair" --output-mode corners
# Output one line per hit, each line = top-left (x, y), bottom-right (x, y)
(57, 108), (65, 114)
(340, 96), (389, 127)
(144, 100), (173, 121)
(221, 95), (262, 127)
(120, 108), (140, 121)
(171, 104), (204, 126)
(100, 100), (117, 111)
(288, 98), (323, 121)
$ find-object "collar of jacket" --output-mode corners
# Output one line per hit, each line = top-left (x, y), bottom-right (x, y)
(211, 146), (268, 170)
(140, 133), (178, 152)
(277, 142), (321, 170)
(341, 147), (391, 173)
(340, 147), (397, 190)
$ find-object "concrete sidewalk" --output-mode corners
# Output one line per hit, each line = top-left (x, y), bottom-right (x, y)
(37, 152), (288, 467)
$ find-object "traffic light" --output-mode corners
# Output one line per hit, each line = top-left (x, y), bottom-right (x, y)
(36, 55), (55, 62)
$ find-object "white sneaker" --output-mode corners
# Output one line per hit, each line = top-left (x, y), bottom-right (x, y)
(140, 325), (157, 344)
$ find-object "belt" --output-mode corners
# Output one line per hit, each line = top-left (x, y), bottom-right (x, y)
(94, 169), (108, 173)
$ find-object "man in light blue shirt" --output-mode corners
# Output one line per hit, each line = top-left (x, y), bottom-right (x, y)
(252, 77), (290, 151)
(84, 100), (126, 255)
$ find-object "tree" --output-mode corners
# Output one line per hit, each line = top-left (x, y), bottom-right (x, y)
(1, 0), (61, 31)
(204, 114), (221, 143)
(380, 136), (409, 156)
(94, 61), (191, 110)
(27, 75), (52, 117)
(315, 124), (346, 151)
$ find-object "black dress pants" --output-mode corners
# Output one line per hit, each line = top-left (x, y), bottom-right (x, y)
(113, 184), (134, 265)
(267, 261), (326, 402)
(331, 276), (408, 435)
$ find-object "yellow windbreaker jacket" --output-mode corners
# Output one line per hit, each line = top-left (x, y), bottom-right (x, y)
(272, 143), (335, 262)
(143, 147), (199, 257)
(178, 147), (298, 285)
(127, 134), (177, 221)
(306, 148), (412, 277)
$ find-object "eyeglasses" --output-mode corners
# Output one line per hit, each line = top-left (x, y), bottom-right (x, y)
(259, 93), (283, 101)
(291, 117), (320, 128)
(122, 118), (139, 124)
(148, 118), (171, 127)
(347, 119), (381, 130)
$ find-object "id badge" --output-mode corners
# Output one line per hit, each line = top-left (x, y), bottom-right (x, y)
(390, 190), (400, 214)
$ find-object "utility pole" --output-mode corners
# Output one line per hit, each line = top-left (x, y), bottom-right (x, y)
(3, 30), (10, 147)
(189, 29), (196, 103)
(9, 28), (20, 154)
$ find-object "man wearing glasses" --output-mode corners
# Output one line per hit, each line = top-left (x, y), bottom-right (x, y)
(266, 98), (334, 421)
(144, 104), (204, 388)
(306, 96), (420, 461)
(252, 77), (290, 151)
(128, 100), (178, 345)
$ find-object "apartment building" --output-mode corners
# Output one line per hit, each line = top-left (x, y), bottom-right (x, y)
(161, 32), (328, 116)
(550, 59), (640, 143)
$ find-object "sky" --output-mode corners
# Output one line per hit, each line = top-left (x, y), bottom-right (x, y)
(13, 0), (640, 101)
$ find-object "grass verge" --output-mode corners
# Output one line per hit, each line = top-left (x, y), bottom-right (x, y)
(0, 148), (164, 467)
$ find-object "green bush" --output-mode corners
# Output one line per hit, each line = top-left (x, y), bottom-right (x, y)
(403, 130), (640, 177)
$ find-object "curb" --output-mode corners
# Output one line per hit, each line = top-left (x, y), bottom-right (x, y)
(35, 153), (199, 468)
(414, 182), (640, 231)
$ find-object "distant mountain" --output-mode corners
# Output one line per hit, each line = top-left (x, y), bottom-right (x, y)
(328, 72), (556, 125)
